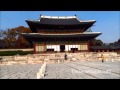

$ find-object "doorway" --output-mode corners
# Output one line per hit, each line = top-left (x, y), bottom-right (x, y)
(60, 45), (65, 52)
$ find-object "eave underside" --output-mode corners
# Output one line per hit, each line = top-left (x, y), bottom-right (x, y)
(22, 33), (100, 44)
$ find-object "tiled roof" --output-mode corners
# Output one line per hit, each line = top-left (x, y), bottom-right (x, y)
(90, 46), (120, 50)
(26, 15), (96, 25)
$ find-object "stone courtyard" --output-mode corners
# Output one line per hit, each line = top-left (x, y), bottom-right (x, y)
(0, 52), (120, 79)
(43, 61), (120, 79)
(0, 64), (41, 79)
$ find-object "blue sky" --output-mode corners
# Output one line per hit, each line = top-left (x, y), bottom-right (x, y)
(0, 11), (120, 43)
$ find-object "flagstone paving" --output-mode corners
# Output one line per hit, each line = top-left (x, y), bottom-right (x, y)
(0, 61), (120, 79)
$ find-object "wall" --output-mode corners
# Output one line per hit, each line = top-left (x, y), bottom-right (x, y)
(0, 49), (33, 51)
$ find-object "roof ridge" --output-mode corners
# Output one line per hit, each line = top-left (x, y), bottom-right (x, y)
(40, 15), (77, 19)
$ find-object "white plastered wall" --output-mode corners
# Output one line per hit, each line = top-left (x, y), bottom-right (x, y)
(47, 45), (60, 51)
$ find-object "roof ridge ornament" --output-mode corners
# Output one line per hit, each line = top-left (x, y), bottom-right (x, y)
(40, 14), (42, 20)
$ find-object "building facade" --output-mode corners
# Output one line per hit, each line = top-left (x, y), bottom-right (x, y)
(22, 15), (101, 53)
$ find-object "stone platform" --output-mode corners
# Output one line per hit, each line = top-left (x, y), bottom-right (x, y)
(0, 52), (120, 65)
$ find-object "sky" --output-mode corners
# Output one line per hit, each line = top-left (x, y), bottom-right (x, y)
(0, 11), (120, 43)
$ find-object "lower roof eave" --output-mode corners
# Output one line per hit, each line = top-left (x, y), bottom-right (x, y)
(21, 32), (101, 36)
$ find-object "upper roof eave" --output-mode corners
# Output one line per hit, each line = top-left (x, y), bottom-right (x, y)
(25, 19), (96, 26)
(25, 15), (96, 24)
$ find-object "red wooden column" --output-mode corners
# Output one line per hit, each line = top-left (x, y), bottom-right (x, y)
(87, 43), (90, 52)
(44, 38), (46, 53)
(34, 44), (36, 54)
